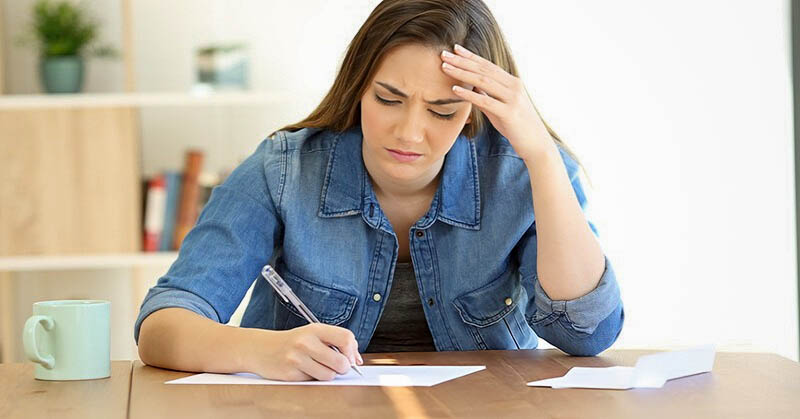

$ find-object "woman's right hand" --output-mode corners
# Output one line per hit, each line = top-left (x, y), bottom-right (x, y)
(252, 323), (364, 381)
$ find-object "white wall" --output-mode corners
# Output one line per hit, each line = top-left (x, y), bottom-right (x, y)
(495, 1), (797, 360)
(3, 0), (797, 361)
(129, 0), (376, 177)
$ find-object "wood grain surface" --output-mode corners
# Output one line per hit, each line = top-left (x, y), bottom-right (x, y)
(128, 349), (800, 419)
(0, 361), (132, 419)
(0, 107), (141, 257)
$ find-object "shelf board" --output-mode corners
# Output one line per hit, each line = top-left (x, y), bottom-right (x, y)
(0, 252), (179, 271)
(0, 91), (289, 109)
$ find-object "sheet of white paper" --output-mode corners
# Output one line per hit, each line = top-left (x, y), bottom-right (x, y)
(527, 345), (715, 390)
(550, 366), (636, 390)
(166, 365), (486, 387)
(632, 344), (716, 387)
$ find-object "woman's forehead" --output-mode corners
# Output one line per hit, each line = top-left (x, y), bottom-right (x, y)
(371, 44), (465, 98)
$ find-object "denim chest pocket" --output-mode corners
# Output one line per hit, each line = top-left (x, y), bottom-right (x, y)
(274, 270), (359, 329)
(452, 268), (536, 350)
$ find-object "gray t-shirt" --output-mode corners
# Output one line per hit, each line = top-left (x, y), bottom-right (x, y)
(365, 262), (436, 353)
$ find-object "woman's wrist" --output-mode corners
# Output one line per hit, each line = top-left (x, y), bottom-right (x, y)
(232, 326), (282, 373)
(521, 140), (561, 169)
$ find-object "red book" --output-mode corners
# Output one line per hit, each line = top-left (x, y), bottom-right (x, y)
(143, 175), (166, 252)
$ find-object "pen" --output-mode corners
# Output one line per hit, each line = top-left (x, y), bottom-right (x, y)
(261, 265), (364, 376)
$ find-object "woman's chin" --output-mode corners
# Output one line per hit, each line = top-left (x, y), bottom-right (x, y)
(382, 164), (424, 183)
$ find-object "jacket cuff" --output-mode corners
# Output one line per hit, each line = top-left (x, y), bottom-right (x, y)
(533, 255), (621, 335)
(134, 287), (221, 343)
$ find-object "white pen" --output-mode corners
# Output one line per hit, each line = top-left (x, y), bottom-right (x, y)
(261, 265), (364, 376)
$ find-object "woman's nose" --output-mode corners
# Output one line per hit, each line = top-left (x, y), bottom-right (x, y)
(396, 111), (425, 144)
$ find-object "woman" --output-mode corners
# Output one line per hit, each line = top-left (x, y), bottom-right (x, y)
(136, 0), (624, 382)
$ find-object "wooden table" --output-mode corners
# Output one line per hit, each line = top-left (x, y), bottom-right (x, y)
(129, 350), (800, 418)
(0, 361), (132, 418)
(3, 350), (800, 418)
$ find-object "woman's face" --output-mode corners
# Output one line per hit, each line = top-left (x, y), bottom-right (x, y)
(360, 43), (473, 189)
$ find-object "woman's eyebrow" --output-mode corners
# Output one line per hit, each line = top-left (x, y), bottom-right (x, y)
(375, 81), (464, 105)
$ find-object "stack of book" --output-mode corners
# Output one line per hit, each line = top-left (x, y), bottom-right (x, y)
(142, 150), (224, 252)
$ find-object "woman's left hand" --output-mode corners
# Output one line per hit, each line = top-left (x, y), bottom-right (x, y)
(441, 44), (555, 162)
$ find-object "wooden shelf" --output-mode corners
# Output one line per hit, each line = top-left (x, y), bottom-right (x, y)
(0, 252), (178, 272)
(0, 91), (290, 109)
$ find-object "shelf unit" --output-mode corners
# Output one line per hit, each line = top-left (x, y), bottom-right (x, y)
(0, 91), (291, 361)
(0, 252), (179, 272)
(0, 91), (289, 109)
(0, 0), (285, 362)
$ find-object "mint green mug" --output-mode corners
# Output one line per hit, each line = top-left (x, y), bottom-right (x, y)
(23, 300), (111, 381)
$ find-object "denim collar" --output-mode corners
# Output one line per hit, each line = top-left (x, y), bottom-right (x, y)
(318, 125), (481, 231)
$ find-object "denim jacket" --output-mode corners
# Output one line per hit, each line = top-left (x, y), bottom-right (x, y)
(135, 125), (624, 356)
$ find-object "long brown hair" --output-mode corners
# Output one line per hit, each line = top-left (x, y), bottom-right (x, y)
(272, 0), (583, 171)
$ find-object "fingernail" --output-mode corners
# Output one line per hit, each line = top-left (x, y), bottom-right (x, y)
(442, 62), (453, 70)
(455, 44), (467, 53)
(357, 353), (364, 365)
(441, 50), (454, 58)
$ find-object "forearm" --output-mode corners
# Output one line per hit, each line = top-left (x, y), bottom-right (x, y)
(137, 307), (273, 374)
(525, 143), (605, 300)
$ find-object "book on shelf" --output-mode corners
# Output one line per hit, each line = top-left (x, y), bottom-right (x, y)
(160, 171), (182, 251)
(141, 149), (232, 252)
(143, 175), (166, 252)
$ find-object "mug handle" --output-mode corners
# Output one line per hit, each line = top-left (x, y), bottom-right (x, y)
(23, 315), (55, 369)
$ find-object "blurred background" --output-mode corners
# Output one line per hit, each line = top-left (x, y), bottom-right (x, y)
(0, 0), (797, 362)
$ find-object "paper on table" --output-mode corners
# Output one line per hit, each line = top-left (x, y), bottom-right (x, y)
(527, 345), (715, 390)
(166, 365), (486, 387)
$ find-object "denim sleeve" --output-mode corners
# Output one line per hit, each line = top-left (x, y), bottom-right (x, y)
(516, 145), (624, 356)
(134, 138), (285, 343)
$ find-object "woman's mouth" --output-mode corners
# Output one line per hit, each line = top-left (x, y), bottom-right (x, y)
(386, 148), (422, 162)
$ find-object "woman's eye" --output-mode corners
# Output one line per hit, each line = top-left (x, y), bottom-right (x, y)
(375, 94), (456, 121)
(375, 94), (400, 105)
(431, 111), (456, 120)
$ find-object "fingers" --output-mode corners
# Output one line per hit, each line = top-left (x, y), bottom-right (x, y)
(454, 44), (514, 83)
(452, 85), (501, 115)
(441, 47), (516, 89)
(270, 324), (366, 381)
(453, 43), (493, 66)
(441, 61), (510, 103)
(309, 338), (354, 375)
(280, 363), (315, 382)
(286, 351), (339, 381)
(285, 332), (350, 379)
(312, 324), (362, 366)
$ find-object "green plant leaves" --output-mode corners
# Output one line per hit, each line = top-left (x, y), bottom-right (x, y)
(28, 0), (116, 58)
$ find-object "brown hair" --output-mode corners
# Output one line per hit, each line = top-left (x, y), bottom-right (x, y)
(272, 0), (584, 171)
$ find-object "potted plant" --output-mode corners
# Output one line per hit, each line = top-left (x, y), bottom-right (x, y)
(18, 0), (117, 93)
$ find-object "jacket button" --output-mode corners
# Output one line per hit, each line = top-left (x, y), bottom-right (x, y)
(415, 230), (425, 238)
(373, 293), (382, 302)
(427, 298), (435, 306)
(504, 297), (513, 306)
